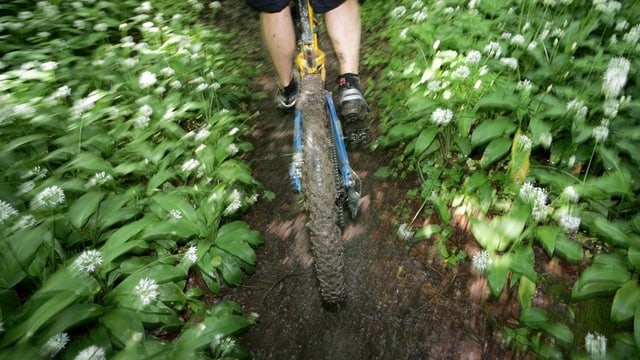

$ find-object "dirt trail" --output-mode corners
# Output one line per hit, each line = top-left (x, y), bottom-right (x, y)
(216, 3), (511, 359)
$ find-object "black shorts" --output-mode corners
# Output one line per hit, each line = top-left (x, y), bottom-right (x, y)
(246, 0), (346, 14)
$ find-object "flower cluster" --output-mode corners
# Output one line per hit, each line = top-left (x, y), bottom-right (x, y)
(431, 108), (454, 126)
(135, 277), (159, 306)
(74, 250), (104, 274)
(585, 332), (607, 360)
(519, 182), (548, 221)
(602, 57), (630, 99)
(41, 333), (70, 357)
(0, 200), (18, 223)
(471, 250), (492, 273)
(31, 185), (65, 209)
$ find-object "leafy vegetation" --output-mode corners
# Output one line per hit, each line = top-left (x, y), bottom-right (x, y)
(364, 0), (640, 358)
(0, 0), (263, 358)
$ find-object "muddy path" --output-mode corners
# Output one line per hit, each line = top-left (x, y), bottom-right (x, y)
(214, 3), (513, 359)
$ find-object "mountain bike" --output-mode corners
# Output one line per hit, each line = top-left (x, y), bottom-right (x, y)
(288, 0), (362, 305)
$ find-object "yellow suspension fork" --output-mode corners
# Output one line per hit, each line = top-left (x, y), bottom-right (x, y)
(295, 0), (326, 81)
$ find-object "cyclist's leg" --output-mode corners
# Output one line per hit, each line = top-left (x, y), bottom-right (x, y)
(248, 1), (298, 108)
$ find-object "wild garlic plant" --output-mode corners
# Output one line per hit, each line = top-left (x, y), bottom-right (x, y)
(366, 0), (640, 357)
(1, 0), (260, 358)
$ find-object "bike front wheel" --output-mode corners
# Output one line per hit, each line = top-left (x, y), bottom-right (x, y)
(298, 74), (347, 305)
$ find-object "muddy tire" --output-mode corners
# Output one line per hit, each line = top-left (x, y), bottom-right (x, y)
(298, 74), (347, 304)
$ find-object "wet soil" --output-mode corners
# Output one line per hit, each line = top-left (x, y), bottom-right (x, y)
(211, 3), (540, 359)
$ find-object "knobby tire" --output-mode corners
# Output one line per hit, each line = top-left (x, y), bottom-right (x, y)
(298, 74), (347, 304)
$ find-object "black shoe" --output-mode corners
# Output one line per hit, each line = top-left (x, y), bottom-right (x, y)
(338, 74), (371, 144)
(276, 77), (298, 110)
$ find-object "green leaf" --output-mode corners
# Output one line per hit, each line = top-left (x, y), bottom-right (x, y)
(69, 191), (105, 229)
(629, 246), (640, 269)
(539, 322), (574, 348)
(101, 308), (144, 348)
(635, 304), (640, 350)
(214, 160), (257, 185)
(487, 254), (511, 297)
(519, 307), (549, 327)
(611, 280), (640, 322)
(510, 245), (537, 282)
(470, 209), (527, 252)
(146, 169), (176, 195)
(580, 212), (631, 248)
(480, 137), (512, 168)
(172, 310), (252, 356)
(553, 232), (583, 264)
(61, 152), (112, 173)
(536, 226), (558, 256)
(382, 123), (420, 146)
(471, 117), (517, 146)
(414, 126), (439, 157)
(415, 224), (442, 240)
(0, 224), (49, 288)
(572, 254), (631, 300)
(518, 276), (536, 310)
(100, 217), (156, 266)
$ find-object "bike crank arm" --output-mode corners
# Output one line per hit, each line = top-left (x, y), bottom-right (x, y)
(324, 91), (361, 218)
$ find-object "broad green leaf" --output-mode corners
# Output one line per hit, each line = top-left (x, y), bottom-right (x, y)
(96, 192), (139, 231)
(213, 248), (244, 285)
(629, 246), (640, 269)
(0, 291), (77, 347)
(536, 225), (558, 256)
(69, 191), (105, 229)
(518, 276), (536, 310)
(381, 123), (420, 146)
(470, 209), (527, 252)
(146, 169), (176, 195)
(519, 307), (549, 327)
(40, 303), (103, 341)
(480, 137), (512, 168)
(61, 152), (112, 173)
(487, 254), (511, 297)
(572, 254), (631, 300)
(101, 308), (144, 348)
(415, 224), (442, 240)
(476, 92), (519, 112)
(100, 217), (156, 266)
(553, 232), (583, 264)
(214, 160), (257, 185)
(0, 225), (49, 288)
(539, 322), (574, 348)
(580, 212), (631, 248)
(470, 118), (517, 146)
(510, 245), (537, 282)
(635, 304), (640, 350)
(611, 280), (640, 322)
(217, 221), (263, 247)
(414, 126), (439, 157)
(37, 267), (100, 297)
(150, 193), (199, 223)
(172, 311), (252, 356)
(2, 134), (48, 152)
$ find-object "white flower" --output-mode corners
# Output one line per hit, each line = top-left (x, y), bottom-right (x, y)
(602, 57), (630, 99)
(411, 0), (424, 9)
(585, 332), (607, 360)
(139, 71), (157, 89)
(93, 23), (108, 32)
(134, 115), (150, 128)
(209, 1), (222, 9)
(519, 182), (548, 221)
(223, 189), (242, 216)
(567, 155), (576, 168)
(181, 159), (200, 173)
(12, 215), (37, 231)
(516, 134), (532, 151)
(185, 245), (197, 263)
(0, 322), (3, 334)
(411, 10), (428, 22)
(431, 108), (454, 126)
(510, 34), (526, 46)
(472, 250), (493, 273)
(540, 132), (553, 148)
(562, 186), (580, 203)
(517, 79), (533, 93)
(603, 99), (619, 118)
(40, 61), (58, 71)
(121, 58), (138, 68)
(227, 143), (239, 155)
(169, 80), (182, 89)
(0, 200), (18, 223)
(397, 223), (415, 241)
(72, 91), (102, 118)
(483, 41), (502, 58)
(135, 1), (153, 13)
(228, 127), (240, 136)
(559, 214), (581, 233)
(49, 85), (71, 101)
(194, 128), (210, 142)
(74, 250), (103, 273)
(623, 24), (640, 45)
(162, 107), (176, 121)
(464, 50), (482, 65)
(160, 66), (175, 76)
(567, 99), (588, 121)
(592, 123), (609, 143)
(31, 186), (65, 209)
(74, 345), (105, 360)
(87, 172), (113, 187)
(139, 104), (153, 117)
(391, 6), (407, 18)
(169, 209), (183, 220)
(452, 65), (470, 79)
(41, 333), (70, 357)
(134, 278), (159, 306)
(500, 57), (518, 70)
